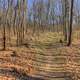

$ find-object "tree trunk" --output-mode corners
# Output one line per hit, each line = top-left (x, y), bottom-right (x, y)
(67, 0), (74, 46)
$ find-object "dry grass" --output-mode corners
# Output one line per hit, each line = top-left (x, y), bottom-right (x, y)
(0, 30), (80, 80)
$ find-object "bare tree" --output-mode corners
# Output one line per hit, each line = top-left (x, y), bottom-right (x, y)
(67, 0), (74, 46)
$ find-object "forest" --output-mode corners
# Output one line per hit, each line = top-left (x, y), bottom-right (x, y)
(0, 0), (80, 80)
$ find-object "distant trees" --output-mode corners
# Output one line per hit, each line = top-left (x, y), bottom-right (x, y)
(0, 0), (28, 49)
(61, 0), (69, 42)
(17, 0), (27, 46)
(0, 0), (78, 49)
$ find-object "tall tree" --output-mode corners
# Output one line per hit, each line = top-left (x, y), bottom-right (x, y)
(67, 0), (74, 46)
(3, 0), (6, 50)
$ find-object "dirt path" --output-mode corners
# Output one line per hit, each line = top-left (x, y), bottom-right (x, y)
(0, 41), (80, 80)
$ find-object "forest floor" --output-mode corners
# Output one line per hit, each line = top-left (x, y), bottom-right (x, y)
(0, 32), (80, 80)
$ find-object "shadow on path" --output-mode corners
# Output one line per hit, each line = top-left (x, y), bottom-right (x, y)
(0, 68), (44, 80)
